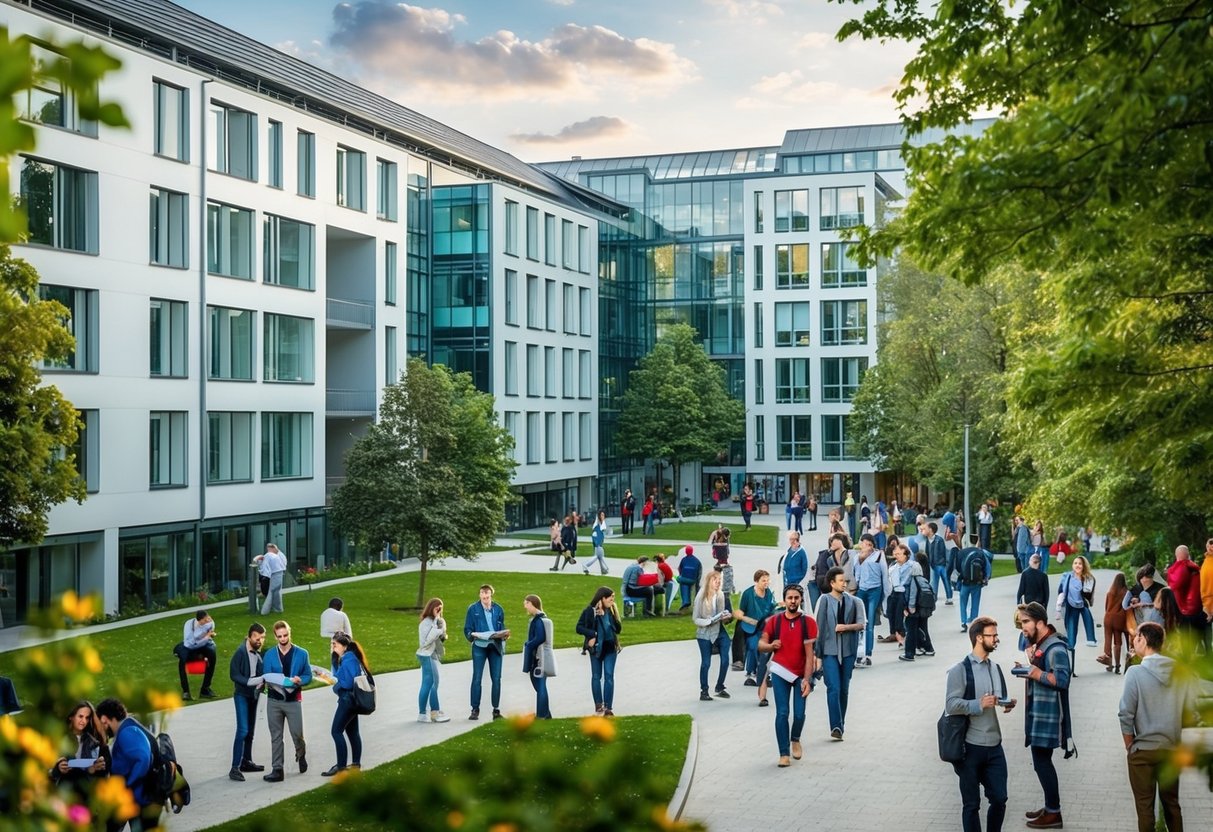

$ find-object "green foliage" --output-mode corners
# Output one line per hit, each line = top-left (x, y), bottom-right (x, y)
(201, 716), (700, 832)
(617, 323), (744, 506)
(330, 359), (516, 606)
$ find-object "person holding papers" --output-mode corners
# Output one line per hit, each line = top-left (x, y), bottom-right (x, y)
(758, 583), (818, 768)
(692, 570), (736, 701)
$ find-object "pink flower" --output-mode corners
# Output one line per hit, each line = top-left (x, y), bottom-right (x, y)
(67, 804), (91, 826)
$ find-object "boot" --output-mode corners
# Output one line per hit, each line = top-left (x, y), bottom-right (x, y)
(1026, 811), (1063, 829)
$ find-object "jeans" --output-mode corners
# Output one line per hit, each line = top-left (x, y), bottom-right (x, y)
(1030, 745), (1061, 812)
(744, 631), (771, 680)
(958, 583), (983, 626)
(589, 649), (617, 709)
(330, 692), (361, 768)
(697, 632), (730, 691)
(932, 564), (955, 600)
(470, 645), (503, 710)
(261, 571), (284, 614)
(530, 673), (552, 718)
(1017, 551), (1033, 573)
(954, 742), (1008, 832)
(663, 581), (676, 610)
(856, 586), (883, 656)
(785, 505), (793, 530)
(676, 578), (697, 609)
(819, 654), (855, 732)
(643, 514), (655, 535)
(585, 546), (609, 575)
(770, 674), (806, 757)
(1035, 545), (1050, 573)
(791, 510), (803, 534)
(742, 510), (752, 529)
(231, 694), (258, 769)
(807, 508), (818, 531)
(417, 653), (441, 713)
(1063, 604), (1096, 648)
(806, 580), (821, 613)
(874, 531), (887, 551)
(1126, 747), (1184, 832)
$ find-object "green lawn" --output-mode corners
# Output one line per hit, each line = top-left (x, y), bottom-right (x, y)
(0, 571), (703, 704)
(515, 521), (777, 548)
(201, 715), (691, 832)
(524, 541), (730, 561)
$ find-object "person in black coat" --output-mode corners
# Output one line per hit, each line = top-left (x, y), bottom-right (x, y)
(575, 587), (623, 716)
(51, 701), (112, 798)
(1016, 553), (1050, 607)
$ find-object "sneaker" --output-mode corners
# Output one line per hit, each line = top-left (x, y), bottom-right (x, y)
(430, 711), (451, 723)
(548, 567), (558, 572)
(492, 709), (503, 720)
(944, 599), (954, 605)
(417, 713), (431, 723)
(856, 657), (871, 667)
(700, 690), (712, 701)
(714, 688), (731, 699)
(1085, 640), (1098, 647)
(583, 570), (590, 575)
(731, 661), (744, 671)
(743, 675), (758, 687)
(960, 624), (969, 632)
(239, 762), (265, 773)
(595, 704), (605, 715)
(830, 728), (844, 741)
(924, 650), (935, 657)
(898, 655), (915, 662)
(603, 709), (614, 717)
(917, 648), (927, 655)
(469, 708), (480, 720)
(200, 689), (217, 699)
(181, 692), (193, 701)
(228, 768), (245, 781)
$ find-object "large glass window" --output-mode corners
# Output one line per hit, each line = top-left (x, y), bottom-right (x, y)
(149, 411), (188, 488)
(38, 285), (98, 372)
(21, 43), (96, 136)
(562, 219), (575, 269)
(754, 302), (763, 348)
(263, 313), (314, 382)
(822, 414), (857, 460)
(579, 287), (591, 336)
(267, 120), (283, 188)
(774, 301), (810, 347)
(504, 269), (518, 325)
(153, 80), (188, 160)
(754, 358), (764, 404)
(777, 415), (812, 460)
(377, 158), (398, 220)
(208, 102), (256, 180)
(263, 215), (315, 290)
(562, 412), (575, 461)
(337, 146), (366, 210)
(149, 299), (187, 378)
(821, 242), (866, 288)
(753, 245), (764, 290)
(526, 274), (540, 328)
(207, 306), (253, 380)
(820, 187), (865, 230)
(504, 411), (520, 462)
(774, 189), (809, 232)
(526, 344), (541, 396)
(526, 412), (540, 464)
(544, 213), (557, 265)
(526, 207), (539, 259)
(578, 226), (590, 273)
(562, 347), (574, 398)
(754, 191), (764, 233)
(385, 326), (398, 385)
(820, 300), (868, 345)
(562, 284), (577, 335)
(149, 187), (188, 267)
(20, 158), (97, 253)
(504, 200), (518, 256)
(207, 412), (253, 484)
(579, 350), (591, 399)
(385, 242), (398, 305)
(261, 412), (313, 479)
(504, 341), (518, 395)
(544, 279), (556, 331)
(776, 243), (810, 289)
(206, 201), (254, 279)
(579, 412), (592, 460)
(545, 412), (558, 463)
(754, 415), (765, 461)
(60, 409), (100, 493)
(775, 358), (811, 403)
(821, 357), (868, 402)
(297, 130), (315, 197)
(544, 346), (556, 397)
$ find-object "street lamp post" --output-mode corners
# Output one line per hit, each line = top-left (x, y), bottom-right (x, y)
(963, 424), (971, 546)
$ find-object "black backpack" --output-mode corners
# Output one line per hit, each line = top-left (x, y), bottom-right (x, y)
(914, 575), (936, 616)
(962, 551), (986, 585)
(138, 724), (190, 813)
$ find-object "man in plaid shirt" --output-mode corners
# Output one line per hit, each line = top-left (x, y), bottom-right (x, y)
(1016, 602), (1073, 830)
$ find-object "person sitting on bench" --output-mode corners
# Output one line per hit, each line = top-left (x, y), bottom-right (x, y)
(621, 556), (658, 617)
(173, 610), (218, 700)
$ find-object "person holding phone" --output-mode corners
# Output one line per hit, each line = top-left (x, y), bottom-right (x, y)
(575, 587), (622, 716)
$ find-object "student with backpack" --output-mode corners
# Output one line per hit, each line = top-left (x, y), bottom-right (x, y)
(96, 697), (171, 830)
(952, 545), (992, 633)
(903, 546), (937, 660)
(758, 583), (818, 766)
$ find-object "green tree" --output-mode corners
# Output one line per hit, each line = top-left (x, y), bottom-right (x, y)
(616, 323), (744, 513)
(330, 359), (516, 607)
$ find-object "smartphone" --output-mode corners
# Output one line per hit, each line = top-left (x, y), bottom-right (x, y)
(1010, 665), (1030, 677)
(997, 696), (1013, 706)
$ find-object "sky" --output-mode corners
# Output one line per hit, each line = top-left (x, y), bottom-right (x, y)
(173, 0), (918, 163)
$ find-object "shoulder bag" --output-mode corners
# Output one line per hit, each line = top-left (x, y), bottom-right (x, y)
(352, 667), (376, 715)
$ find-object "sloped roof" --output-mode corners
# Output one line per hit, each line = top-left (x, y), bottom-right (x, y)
(780, 119), (996, 155)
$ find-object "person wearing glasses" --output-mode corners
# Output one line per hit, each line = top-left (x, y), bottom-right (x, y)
(944, 616), (1016, 832)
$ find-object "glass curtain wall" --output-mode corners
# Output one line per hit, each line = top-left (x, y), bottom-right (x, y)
(430, 184), (490, 390)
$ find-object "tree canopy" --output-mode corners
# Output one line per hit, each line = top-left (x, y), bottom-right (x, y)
(330, 359), (516, 606)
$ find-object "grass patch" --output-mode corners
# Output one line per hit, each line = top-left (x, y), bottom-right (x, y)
(201, 715), (691, 832)
(512, 522), (777, 547)
(523, 542), (728, 561)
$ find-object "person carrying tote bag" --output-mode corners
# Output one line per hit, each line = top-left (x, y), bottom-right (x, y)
(523, 595), (555, 718)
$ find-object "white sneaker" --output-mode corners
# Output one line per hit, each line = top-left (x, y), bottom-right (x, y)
(1085, 640), (1098, 647)
(430, 711), (451, 723)
(417, 713), (430, 723)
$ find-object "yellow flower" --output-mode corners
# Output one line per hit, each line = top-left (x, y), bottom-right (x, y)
(1171, 745), (1196, 769)
(578, 715), (616, 743)
(94, 776), (138, 821)
(508, 713), (534, 733)
(19, 726), (59, 767)
(0, 715), (18, 743)
(446, 811), (465, 828)
(147, 690), (183, 713)
(488, 824), (517, 832)
(61, 591), (95, 623)
(82, 647), (104, 674)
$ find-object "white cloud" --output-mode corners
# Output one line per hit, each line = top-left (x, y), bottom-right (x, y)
(511, 115), (631, 145)
(705, 0), (784, 22)
(796, 31), (833, 50)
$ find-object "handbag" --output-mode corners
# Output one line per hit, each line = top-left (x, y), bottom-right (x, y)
(937, 712), (968, 763)
(352, 668), (376, 715)
(534, 617), (558, 678)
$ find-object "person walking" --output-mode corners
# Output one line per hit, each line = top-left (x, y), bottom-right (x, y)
(693, 570), (734, 701)
(740, 483), (756, 530)
(779, 531), (808, 595)
(1097, 573), (1130, 674)
(903, 545), (935, 660)
(738, 570), (777, 694)
(417, 598), (451, 723)
(1016, 554), (1050, 608)
(854, 533), (890, 667)
(924, 522), (954, 607)
(1017, 602), (1073, 830)
(813, 532), (855, 612)
(1030, 521), (1048, 574)
(806, 493), (818, 531)
(258, 543), (287, 615)
(1014, 516), (1033, 573)
(1118, 622), (1199, 832)
(1055, 555), (1098, 666)
(323, 632), (369, 776)
(227, 622), (267, 781)
(789, 492), (805, 535)
(814, 566), (864, 740)
(944, 616), (1017, 832)
(620, 489), (635, 535)
(576, 587), (622, 716)
(96, 698), (160, 831)
(261, 620), (312, 781)
(977, 503), (994, 552)
(463, 584), (510, 720)
(758, 583), (817, 766)
(584, 511), (610, 575)
(522, 594), (554, 719)
(953, 543), (993, 632)
(1166, 544), (1204, 645)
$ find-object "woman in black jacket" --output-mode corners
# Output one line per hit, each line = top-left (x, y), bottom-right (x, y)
(51, 701), (111, 798)
(575, 587), (622, 716)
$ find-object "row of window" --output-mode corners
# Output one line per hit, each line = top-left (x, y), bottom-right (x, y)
(751, 357), (869, 404)
(753, 242), (867, 290)
(753, 187), (866, 233)
(752, 414), (857, 462)
(503, 201), (592, 273)
(753, 300), (869, 348)
(503, 411), (594, 465)
(504, 343), (593, 400)
(503, 270), (593, 336)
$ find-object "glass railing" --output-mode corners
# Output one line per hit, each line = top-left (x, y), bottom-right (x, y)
(326, 298), (375, 328)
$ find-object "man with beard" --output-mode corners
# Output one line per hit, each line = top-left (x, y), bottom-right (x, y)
(757, 583), (818, 768)
(96, 697), (160, 831)
(228, 622), (267, 781)
(1015, 602), (1073, 830)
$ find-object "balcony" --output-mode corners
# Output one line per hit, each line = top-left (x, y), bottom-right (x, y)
(327, 298), (375, 330)
(326, 388), (376, 417)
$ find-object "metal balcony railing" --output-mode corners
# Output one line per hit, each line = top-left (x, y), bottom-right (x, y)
(326, 389), (376, 415)
(326, 298), (375, 329)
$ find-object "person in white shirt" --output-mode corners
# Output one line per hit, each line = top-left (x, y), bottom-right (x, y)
(257, 544), (287, 615)
(175, 610), (217, 700)
(320, 597), (352, 669)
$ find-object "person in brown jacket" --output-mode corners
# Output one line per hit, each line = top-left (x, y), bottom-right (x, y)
(1098, 573), (1130, 674)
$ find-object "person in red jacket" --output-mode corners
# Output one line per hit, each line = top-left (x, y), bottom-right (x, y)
(1166, 545), (1204, 647)
(654, 554), (676, 612)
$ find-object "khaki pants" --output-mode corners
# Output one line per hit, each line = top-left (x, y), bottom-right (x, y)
(266, 698), (306, 772)
(1126, 747), (1183, 832)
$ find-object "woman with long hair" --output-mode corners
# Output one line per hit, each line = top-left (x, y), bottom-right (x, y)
(1031, 520), (1048, 572)
(693, 570), (734, 701)
(1153, 586), (1184, 636)
(575, 587), (622, 716)
(324, 632), (370, 776)
(416, 598), (451, 724)
(1055, 555), (1098, 670)
(1097, 573), (1129, 673)
(522, 594), (554, 718)
(51, 701), (110, 795)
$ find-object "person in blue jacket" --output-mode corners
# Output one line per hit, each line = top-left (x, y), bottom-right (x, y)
(584, 510), (610, 575)
(96, 697), (160, 831)
(260, 620), (312, 781)
(463, 584), (510, 720)
(674, 546), (703, 613)
(323, 632), (369, 776)
(780, 531), (808, 593)
(522, 594), (553, 719)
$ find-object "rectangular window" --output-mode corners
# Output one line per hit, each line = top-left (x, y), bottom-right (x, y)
(504, 411), (520, 463)
(526, 412), (541, 464)
(821, 357), (868, 402)
(526, 274), (540, 328)
(821, 300), (868, 345)
(775, 243), (810, 289)
(754, 191), (764, 233)
(149, 411), (188, 487)
(207, 412), (253, 484)
(774, 301), (810, 347)
(385, 326), (398, 385)
(777, 414), (812, 460)
(821, 242), (867, 288)
(822, 414), (856, 460)
(207, 306), (253, 380)
(820, 186), (865, 230)
(267, 120), (283, 188)
(263, 313), (314, 382)
(206, 201), (254, 279)
(775, 358), (811, 403)
(544, 346), (556, 397)
(562, 284), (576, 335)
(774, 189), (809, 232)
(297, 130), (316, 197)
(337, 146), (367, 211)
(263, 215), (315, 290)
(20, 158), (98, 253)
(578, 350), (591, 399)
(62, 409), (100, 493)
(562, 219), (575, 269)
(149, 187), (188, 267)
(376, 158), (398, 220)
(562, 347), (574, 398)
(39, 285), (98, 372)
(544, 213), (557, 265)
(545, 412), (558, 463)
(21, 43), (97, 136)
(754, 302), (763, 348)
(261, 412), (314, 479)
(578, 225), (590, 272)
(504, 341), (518, 395)
(562, 412), (575, 461)
(385, 242), (398, 305)
(753, 245), (763, 290)
(504, 269), (518, 325)
(544, 279), (556, 331)
(153, 80), (188, 161)
(149, 299), (188, 378)
(753, 358), (764, 404)
(526, 344), (541, 396)
(208, 102), (256, 180)
(526, 207), (539, 259)
(579, 287), (592, 336)
(504, 200), (519, 256)
(579, 412), (592, 460)
(754, 415), (765, 461)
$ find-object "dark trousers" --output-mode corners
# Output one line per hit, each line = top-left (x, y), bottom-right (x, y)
(176, 643), (216, 693)
(954, 742), (1008, 832)
(887, 592), (907, 636)
(1126, 747), (1184, 832)
(731, 622), (746, 664)
(330, 692), (362, 768)
(621, 513), (632, 534)
(1030, 745), (1061, 812)
(259, 574), (270, 598)
(470, 645), (503, 710)
(231, 694), (259, 769)
(625, 586), (656, 615)
(905, 612), (933, 657)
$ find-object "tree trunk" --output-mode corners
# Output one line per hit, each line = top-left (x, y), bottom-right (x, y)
(672, 459), (684, 520)
(416, 537), (429, 608)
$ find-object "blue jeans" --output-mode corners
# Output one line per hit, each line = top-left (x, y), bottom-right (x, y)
(744, 631), (771, 679)
(931, 564), (954, 600)
(770, 673), (806, 757)
(1017, 551), (1032, 572)
(470, 645), (503, 710)
(676, 578), (696, 609)
(807, 580), (822, 612)
(820, 654), (855, 733)
(874, 531), (887, 550)
(231, 694), (258, 769)
(1035, 545), (1050, 573)
(959, 583), (983, 626)
(663, 581), (676, 610)
(954, 742), (1008, 832)
(330, 692), (361, 768)
(643, 514), (655, 534)
(530, 672), (551, 718)
(589, 649), (617, 709)
(785, 506), (793, 530)
(1063, 604), (1096, 647)
(857, 586), (883, 656)
(697, 633), (730, 691)
(417, 653), (441, 713)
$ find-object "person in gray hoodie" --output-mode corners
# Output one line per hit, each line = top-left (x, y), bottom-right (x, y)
(1117, 622), (1199, 832)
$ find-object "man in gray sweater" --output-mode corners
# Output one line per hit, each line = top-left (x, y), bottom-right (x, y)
(1117, 622), (1199, 832)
